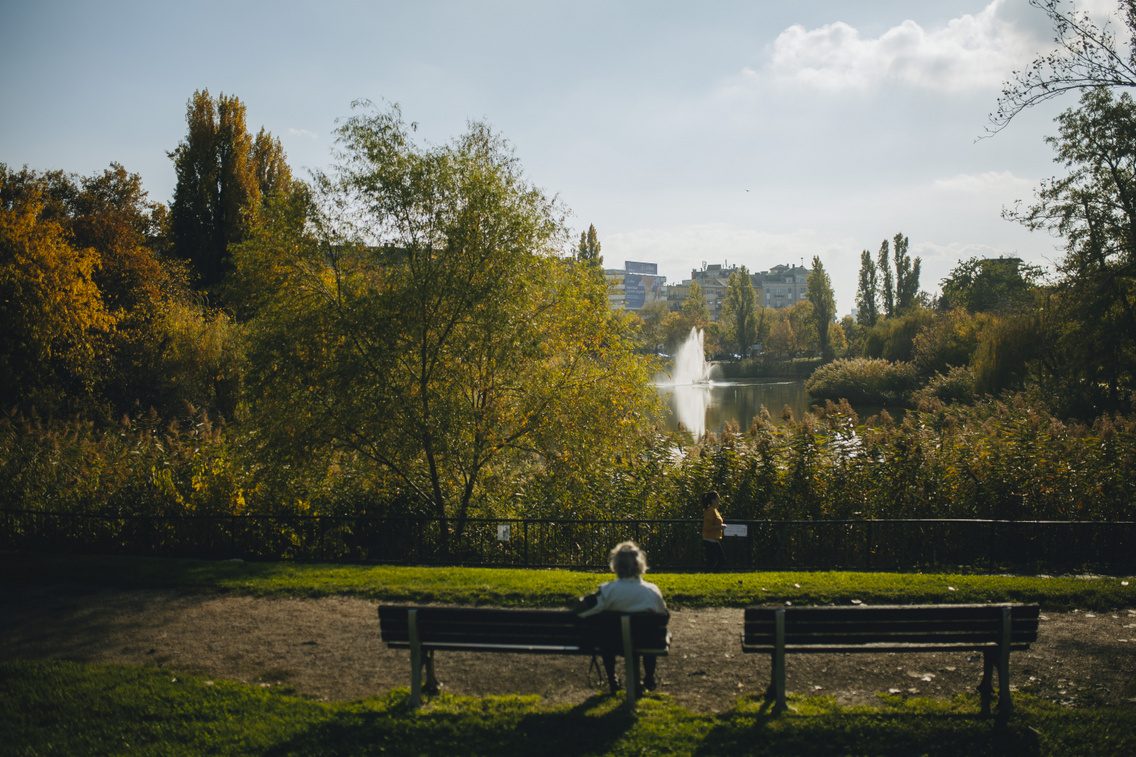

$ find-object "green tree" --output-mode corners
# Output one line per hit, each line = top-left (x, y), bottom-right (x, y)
(682, 280), (710, 327)
(856, 248), (879, 327)
(1007, 87), (1136, 410)
(787, 300), (818, 354)
(807, 256), (837, 359)
(242, 103), (656, 555)
(860, 305), (936, 363)
(169, 90), (295, 292)
(877, 239), (895, 318)
(840, 314), (861, 356)
(723, 265), (757, 356)
(636, 300), (670, 353)
(576, 223), (602, 266)
(892, 232), (921, 312)
(939, 256), (1044, 313)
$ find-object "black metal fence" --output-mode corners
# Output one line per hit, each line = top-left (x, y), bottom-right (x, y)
(2, 509), (1133, 572)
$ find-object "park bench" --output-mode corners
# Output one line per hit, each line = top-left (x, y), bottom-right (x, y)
(741, 603), (1040, 716)
(377, 605), (670, 709)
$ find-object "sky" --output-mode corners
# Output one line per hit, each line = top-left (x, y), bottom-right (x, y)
(1, 0), (1124, 314)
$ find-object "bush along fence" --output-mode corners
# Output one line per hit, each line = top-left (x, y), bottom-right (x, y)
(3, 510), (1134, 573)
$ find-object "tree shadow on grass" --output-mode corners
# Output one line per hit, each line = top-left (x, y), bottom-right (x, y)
(265, 692), (638, 757)
(694, 697), (1042, 757)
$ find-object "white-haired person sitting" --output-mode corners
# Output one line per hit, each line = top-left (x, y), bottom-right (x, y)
(572, 540), (668, 694)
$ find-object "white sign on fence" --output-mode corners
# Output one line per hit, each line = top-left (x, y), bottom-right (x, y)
(497, 524), (511, 542)
(723, 523), (748, 538)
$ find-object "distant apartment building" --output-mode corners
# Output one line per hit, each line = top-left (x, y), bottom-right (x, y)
(605, 261), (666, 311)
(663, 262), (811, 321)
(753, 264), (810, 310)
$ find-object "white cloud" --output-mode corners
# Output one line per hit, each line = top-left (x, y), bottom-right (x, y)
(287, 128), (319, 139)
(932, 170), (1033, 195)
(755, 0), (1036, 93)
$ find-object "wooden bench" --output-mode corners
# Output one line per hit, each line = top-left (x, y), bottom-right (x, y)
(742, 603), (1040, 716)
(378, 606), (670, 709)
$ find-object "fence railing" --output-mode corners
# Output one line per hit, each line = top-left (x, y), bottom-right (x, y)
(2, 509), (1133, 572)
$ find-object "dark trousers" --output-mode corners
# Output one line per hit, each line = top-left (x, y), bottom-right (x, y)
(703, 539), (726, 571)
(601, 652), (657, 691)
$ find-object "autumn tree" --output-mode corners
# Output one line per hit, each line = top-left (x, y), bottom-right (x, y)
(242, 103), (657, 555)
(1, 163), (244, 419)
(0, 171), (115, 407)
(169, 89), (296, 293)
(807, 256), (837, 360)
(765, 315), (796, 357)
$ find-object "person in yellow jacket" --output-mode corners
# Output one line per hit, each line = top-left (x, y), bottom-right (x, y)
(701, 490), (726, 571)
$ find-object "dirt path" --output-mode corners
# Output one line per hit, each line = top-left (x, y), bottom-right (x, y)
(2, 586), (1134, 713)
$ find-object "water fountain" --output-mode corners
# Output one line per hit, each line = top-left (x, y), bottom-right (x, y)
(670, 327), (714, 385)
(663, 328), (716, 438)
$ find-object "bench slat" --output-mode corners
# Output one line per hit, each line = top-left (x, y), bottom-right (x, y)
(378, 605), (670, 711)
(741, 603), (1039, 717)
(743, 604), (1039, 650)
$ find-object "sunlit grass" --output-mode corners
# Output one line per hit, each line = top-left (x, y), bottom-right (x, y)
(2, 551), (1133, 611)
(2, 660), (1133, 757)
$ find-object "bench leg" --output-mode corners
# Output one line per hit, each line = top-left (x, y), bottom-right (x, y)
(622, 615), (637, 712)
(771, 609), (787, 714)
(997, 606), (1013, 716)
(978, 650), (994, 717)
(409, 609), (422, 708)
(423, 650), (440, 696)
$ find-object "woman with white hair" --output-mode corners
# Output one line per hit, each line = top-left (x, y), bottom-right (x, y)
(573, 541), (668, 694)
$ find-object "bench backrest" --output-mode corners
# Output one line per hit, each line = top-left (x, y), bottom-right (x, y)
(378, 606), (670, 654)
(743, 603), (1039, 652)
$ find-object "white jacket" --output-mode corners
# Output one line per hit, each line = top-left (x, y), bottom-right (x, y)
(577, 576), (667, 618)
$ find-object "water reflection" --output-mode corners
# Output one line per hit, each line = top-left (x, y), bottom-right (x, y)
(655, 379), (816, 438)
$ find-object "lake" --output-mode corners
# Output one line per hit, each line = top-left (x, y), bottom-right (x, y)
(654, 378), (815, 437)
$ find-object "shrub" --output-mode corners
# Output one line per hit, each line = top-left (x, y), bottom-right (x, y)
(912, 365), (978, 405)
(805, 358), (920, 405)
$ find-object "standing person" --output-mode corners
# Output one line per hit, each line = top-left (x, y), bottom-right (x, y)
(702, 491), (727, 572)
(573, 541), (668, 694)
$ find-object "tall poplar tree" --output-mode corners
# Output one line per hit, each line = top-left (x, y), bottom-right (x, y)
(576, 223), (602, 266)
(807, 256), (837, 359)
(169, 90), (294, 292)
(893, 232), (922, 312)
(723, 265), (758, 355)
(856, 248), (879, 326)
(877, 239), (895, 318)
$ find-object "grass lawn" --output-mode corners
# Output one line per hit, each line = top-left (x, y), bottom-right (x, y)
(2, 660), (1133, 757)
(3, 551), (1134, 755)
(3, 551), (1133, 610)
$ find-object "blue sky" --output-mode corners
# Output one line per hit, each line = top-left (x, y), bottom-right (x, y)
(1, 1), (1119, 314)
